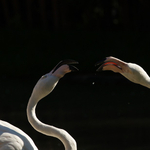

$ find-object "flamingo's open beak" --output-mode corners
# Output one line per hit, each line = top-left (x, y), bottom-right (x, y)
(95, 58), (123, 73)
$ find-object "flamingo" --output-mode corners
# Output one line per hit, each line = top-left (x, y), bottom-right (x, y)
(0, 60), (78, 150)
(95, 56), (150, 88)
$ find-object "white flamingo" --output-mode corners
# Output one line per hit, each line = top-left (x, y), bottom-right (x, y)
(0, 60), (78, 150)
(95, 56), (150, 88)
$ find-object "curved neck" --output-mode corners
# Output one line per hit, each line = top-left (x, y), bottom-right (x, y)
(27, 77), (77, 150)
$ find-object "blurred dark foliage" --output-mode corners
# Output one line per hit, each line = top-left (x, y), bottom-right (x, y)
(0, 0), (150, 31)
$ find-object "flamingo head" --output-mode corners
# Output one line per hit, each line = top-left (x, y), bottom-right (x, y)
(50, 59), (79, 78)
(95, 56), (150, 88)
(31, 60), (79, 101)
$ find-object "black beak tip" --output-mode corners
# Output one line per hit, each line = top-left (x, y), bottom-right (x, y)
(95, 58), (106, 66)
(95, 58), (106, 71)
(63, 59), (79, 65)
(69, 65), (79, 72)
(96, 66), (103, 72)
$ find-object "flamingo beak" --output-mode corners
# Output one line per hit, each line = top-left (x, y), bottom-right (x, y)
(52, 59), (79, 73)
(95, 59), (122, 72)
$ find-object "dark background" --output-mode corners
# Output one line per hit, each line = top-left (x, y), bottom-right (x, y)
(0, 0), (150, 149)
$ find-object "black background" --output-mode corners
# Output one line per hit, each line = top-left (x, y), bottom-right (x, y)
(0, 0), (150, 149)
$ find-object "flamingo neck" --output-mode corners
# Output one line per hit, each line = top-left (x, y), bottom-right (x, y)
(27, 77), (77, 150)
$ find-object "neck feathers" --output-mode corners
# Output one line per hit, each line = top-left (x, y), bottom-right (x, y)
(27, 76), (77, 150)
